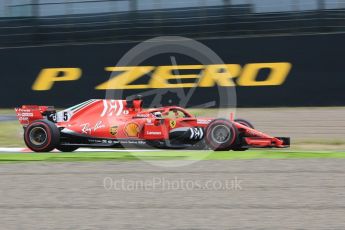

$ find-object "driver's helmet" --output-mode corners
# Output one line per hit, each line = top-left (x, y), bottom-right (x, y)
(153, 111), (162, 118)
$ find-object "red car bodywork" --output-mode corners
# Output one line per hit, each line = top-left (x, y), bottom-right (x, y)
(15, 99), (289, 151)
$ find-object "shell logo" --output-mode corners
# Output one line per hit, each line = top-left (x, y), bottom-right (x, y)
(125, 123), (140, 137)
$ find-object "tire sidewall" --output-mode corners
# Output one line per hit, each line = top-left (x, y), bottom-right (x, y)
(24, 120), (59, 152)
(205, 119), (238, 150)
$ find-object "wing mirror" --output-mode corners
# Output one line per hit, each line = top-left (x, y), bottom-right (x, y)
(154, 118), (164, 126)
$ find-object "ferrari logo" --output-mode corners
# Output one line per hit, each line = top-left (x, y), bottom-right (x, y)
(110, 126), (118, 136)
(170, 120), (176, 128)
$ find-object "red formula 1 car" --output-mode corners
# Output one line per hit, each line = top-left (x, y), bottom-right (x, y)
(15, 97), (290, 152)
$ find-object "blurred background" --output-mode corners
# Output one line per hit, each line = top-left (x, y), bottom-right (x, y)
(0, 0), (344, 148)
(0, 0), (344, 46)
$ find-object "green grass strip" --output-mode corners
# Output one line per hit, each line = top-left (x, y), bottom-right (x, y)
(0, 150), (345, 163)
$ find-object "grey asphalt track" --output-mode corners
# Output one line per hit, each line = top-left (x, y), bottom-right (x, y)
(0, 159), (345, 229)
(0, 115), (16, 121)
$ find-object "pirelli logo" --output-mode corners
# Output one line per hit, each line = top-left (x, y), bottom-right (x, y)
(32, 62), (292, 91)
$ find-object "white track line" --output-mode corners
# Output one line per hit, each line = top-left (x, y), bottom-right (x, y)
(0, 147), (161, 153)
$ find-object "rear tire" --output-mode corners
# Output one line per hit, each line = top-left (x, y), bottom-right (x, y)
(24, 120), (60, 152)
(56, 146), (79, 152)
(205, 119), (238, 151)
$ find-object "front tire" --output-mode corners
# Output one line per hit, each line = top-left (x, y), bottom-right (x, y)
(24, 120), (60, 152)
(205, 119), (238, 151)
(233, 118), (254, 151)
(234, 118), (254, 129)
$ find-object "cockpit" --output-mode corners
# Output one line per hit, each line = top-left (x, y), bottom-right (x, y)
(151, 107), (192, 119)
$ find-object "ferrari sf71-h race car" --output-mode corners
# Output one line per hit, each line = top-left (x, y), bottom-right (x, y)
(15, 97), (290, 152)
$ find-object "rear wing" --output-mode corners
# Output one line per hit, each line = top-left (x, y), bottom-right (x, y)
(14, 105), (56, 126)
